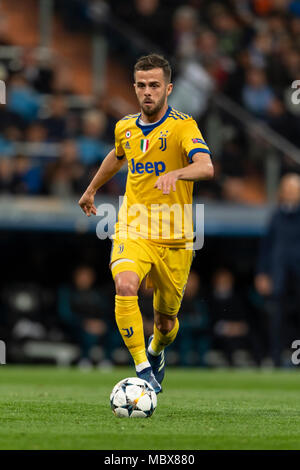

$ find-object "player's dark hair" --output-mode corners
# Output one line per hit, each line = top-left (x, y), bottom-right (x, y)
(134, 54), (172, 83)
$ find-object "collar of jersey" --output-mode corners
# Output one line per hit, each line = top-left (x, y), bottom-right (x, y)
(136, 106), (171, 136)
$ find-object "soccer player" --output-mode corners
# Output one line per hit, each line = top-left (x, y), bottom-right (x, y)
(79, 54), (214, 393)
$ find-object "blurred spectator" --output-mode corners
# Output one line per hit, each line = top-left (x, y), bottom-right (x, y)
(76, 109), (110, 166)
(195, 29), (232, 87)
(289, 0), (300, 17)
(281, 47), (300, 83)
(25, 122), (47, 143)
(177, 270), (211, 367)
(266, 97), (300, 146)
(58, 265), (110, 367)
(43, 139), (87, 197)
(248, 31), (273, 69)
(224, 49), (252, 102)
(252, 0), (273, 17)
(266, 11), (288, 49)
(1, 282), (50, 343)
(10, 154), (43, 195)
(96, 96), (119, 143)
(0, 11), (12, 47)
(231, 0), (255, 25)
(221, 177), (246, 203)
(267, 46), (299, 96)
(172, 6), (199, 60)
(112, 0), (172, 52)
(255, 173), (300, 366)
(242, 67), (276, 119)
(52, 63), (75, 95)
(41, 94), (69, 141)
(7, 74), (41, 123)
(210, 268), (262, 366)
(219, 138), (246, 178)
(0, 126), (20, 157)
(196, 29), (220, 63)
(290, 16), (300, 49)
(19, 48), (55, 94)
(168, 60), (215, 119)
(0, 158), (13, 194)
(209, 5), (243, 56)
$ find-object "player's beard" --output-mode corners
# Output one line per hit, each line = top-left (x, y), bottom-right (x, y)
(141, 92), (167, 117)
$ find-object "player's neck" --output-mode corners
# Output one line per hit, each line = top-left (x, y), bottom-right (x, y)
(140, 103), (169, 124)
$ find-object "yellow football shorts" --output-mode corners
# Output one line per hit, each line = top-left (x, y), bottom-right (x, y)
(110, 238), (194, 316)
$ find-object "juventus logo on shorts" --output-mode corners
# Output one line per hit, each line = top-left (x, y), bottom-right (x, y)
(117, 243), (124, 254)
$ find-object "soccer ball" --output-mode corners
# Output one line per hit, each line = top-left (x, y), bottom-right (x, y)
(110, 377), (157, 418)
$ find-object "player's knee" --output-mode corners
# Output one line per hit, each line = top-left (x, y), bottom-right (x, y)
(156, 325), (171, 335)
(154, 309), (178, 335)
(155, 317), (176, 335)
(115, 275), (139, 296)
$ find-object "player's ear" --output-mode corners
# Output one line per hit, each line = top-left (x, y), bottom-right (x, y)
(133, 82), (139, 97)
(167, 83), (173, 97)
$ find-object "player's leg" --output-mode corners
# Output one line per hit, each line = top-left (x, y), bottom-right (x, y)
(147, 310), (179, 384)
(110, 240), (162, 393)
(114, 269), (148, 367)
(147, 247), (194, 384)
(151, 310), (179, 354)
(113, 269), (161, 393)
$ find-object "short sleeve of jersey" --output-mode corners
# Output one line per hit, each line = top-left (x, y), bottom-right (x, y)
(178, 119), (211, 163)
(114, 121), (125, 160)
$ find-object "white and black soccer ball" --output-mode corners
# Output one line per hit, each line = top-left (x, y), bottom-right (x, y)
(110, 377), (157, 418)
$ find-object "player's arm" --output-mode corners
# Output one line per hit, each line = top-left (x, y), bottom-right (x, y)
(79, 148), (126, 216)
(154, 153), (214, 195)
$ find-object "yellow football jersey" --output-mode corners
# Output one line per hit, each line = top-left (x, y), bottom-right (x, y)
(113, 106), (211, 247)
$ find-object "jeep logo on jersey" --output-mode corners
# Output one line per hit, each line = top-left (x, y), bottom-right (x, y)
(130, 158), (166, 176)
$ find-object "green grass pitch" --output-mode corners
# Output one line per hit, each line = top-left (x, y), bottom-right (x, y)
(0, 366), (300, 450)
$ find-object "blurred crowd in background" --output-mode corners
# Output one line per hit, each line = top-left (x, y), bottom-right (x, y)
(0, 0), (300, 368)
(0, 60), (119, 197)
(111, 0), (300, 135)
(0, 263), (269, 369)
(0, 0), (300, 200)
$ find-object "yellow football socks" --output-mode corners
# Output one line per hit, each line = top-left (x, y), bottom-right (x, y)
(150, 318), (179, 355)
(115, 295), (148, 366)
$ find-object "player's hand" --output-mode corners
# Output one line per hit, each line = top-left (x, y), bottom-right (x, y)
(78, 189), (97, 217)
(154, 171), (179, 195)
